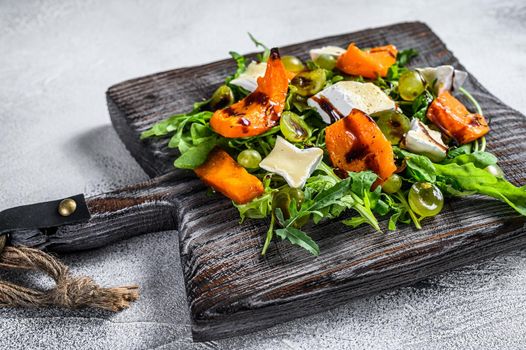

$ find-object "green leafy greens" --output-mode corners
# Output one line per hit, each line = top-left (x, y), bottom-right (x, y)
(139, 36), (526, 258)
(397, 149), (526, 217)
(434, 162), (526, 215)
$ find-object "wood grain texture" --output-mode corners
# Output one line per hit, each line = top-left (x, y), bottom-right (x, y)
(17, 22), (526, 341)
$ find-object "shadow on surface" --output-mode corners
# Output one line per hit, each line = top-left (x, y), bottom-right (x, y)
(65, 124), (148, 195)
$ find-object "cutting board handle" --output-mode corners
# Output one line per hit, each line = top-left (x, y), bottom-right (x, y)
(9, 171), (201, 252)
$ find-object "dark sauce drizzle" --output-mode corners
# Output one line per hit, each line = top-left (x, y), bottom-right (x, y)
(311, 96), (345, 123)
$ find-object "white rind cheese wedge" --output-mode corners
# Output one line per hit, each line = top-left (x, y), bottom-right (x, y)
(307, 81), (396, 124)
(416, 65), (468, 95)
(259, 136), (323, 188)
(309, 46), (346, 61)
(229, 61), (266, 92)
(402, 118), (448, 162)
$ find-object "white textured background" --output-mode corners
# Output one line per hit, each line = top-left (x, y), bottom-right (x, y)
(1, 0), (525, 349)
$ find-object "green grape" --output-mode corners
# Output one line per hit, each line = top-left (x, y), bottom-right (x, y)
(237, 149), (262, 169)
(399, 70), (425, 101)
(484, 164), (504, 178)
(272, 187), (308, 227)
(209, 84), (234, 110)
(290, 69), (327, 96)
(314, 54), (337, 70)
(408, 182), (444, 217)
(382, 174), (402, 194)
(281, 55), (305, 73)
(372, 110), (411, 144)
(280, 111), (311, 142)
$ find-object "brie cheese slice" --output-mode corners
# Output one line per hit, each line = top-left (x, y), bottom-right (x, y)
(417, 65), (468, 95)
(309, 46), (346, 61)
(307, 81), (396, 124)
(259, 136), (323, 188)
(402, 119), (448, 162)
(229, 61), (266, 93)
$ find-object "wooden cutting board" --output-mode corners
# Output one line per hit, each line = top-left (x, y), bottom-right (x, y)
(15, 22), (526, 341)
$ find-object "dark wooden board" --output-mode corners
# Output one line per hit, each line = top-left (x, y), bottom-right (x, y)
(25, 22), (526, 341)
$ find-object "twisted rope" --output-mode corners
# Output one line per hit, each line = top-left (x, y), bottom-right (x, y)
(0, 239), (138, 311)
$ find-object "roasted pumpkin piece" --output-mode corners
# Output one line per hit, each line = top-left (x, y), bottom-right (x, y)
(336, 43), (398, 79)
(194, 148), (264, 204)
(426, 91), (489, 144)
(325, 109), (396, 185)
(210, 48), (289, 138)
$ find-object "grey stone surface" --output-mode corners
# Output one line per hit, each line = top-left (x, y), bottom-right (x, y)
(1, 0), (525, 348)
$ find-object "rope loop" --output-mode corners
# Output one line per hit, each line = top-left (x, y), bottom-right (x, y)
(0, 244), (138, 311)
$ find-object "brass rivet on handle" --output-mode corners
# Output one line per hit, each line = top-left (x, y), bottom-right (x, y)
(58, 198), (77, 217)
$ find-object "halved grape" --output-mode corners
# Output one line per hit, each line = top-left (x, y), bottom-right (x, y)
(209, 85), (235, 110)
(272, 187), (308, 227)
(399, 70), (425, 101)
(282, 55), (305, 73)
(408, 182), (444, 217)
(314, 54), (337, 70)
(280, 111), (311, 143)
(290, 69), (327, 96)
(372, 110), (411, 144)
(237, 149), (262, 169)
(382, 174), (402, 194)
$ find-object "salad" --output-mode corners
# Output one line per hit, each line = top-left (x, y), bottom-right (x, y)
(141, 35), (526, 256)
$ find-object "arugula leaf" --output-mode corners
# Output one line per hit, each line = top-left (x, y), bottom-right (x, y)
(192, 98), (212, 112)
(225, 51), (247, 84)
(310, 177), (353, 211)
(268, 169), (383, 256)
(142, 111), (217, 170)
(173, 138), (217, 169)
(380, 193), (410, 230)
(348, 171), (377, 197)
(406, 155), (436, 182)
(386, 64), (400, 81)
(331, 75), (344, 84)
(225, 126), (280, 156)
(275, 227), (320, 256)
(248, 33), (270, 62)
(411, 90), (434, 121)
(141, 111), (213, 140)
(234, 192), (273, 221)
(341, 216), (368, 228)
(190, 123), (213, 144)
(434, 162), (526, 215)
(373, 196), (391, 215)
(444, 151), (497, 169)
(447, 144), (472, 159)
(305, 174), (338, 192)
(347, 171), (386, 220)
(234, 176), (276, 221)
(397, 148), (525, 217)
(397, 48), (419, 67)
(391, 191), (422, 229)
(306, 165), (382, 231)
(338, 171), (382, 231)
(387, 205), (408, 230)
(395, 148), (436, 182)
(385, 48), (418, 82)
